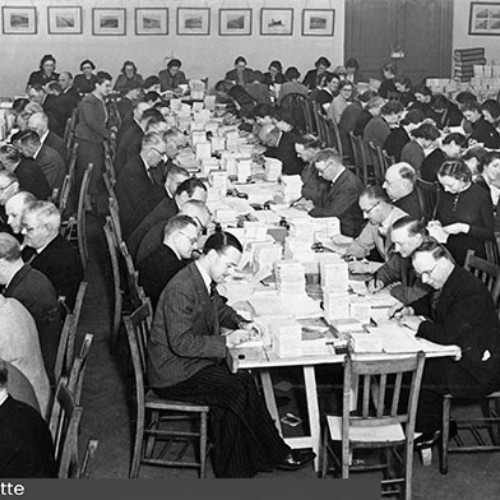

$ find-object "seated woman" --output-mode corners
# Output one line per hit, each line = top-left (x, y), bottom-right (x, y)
(384, 109), (425, 162)
(215, 80), (256, 119)
(462, 146), (488, 180)
(225, 56), (254, 86)
(433, 159), (494, 265)
(431, 94), (463, 129)
(328, 81), (355, 124)
(262, 60), (286, 88)
(403, 122), (441, 178)
(278, 67), (308, 104)
(378, 63), (397, 99)
(441, 132), (467, 161)
(245, 71), (271, 104)
(303, 56), (331, 90)
(143, 75), (161, 94)
(408, 84), (439, 122)
(315, 73), (341, 111)
(481, 99), (500, 133)
(253, 103), (300, 136)
(463, 100), (500, 149)
(73, 59), (98, 96)
(159, 58), (188, 93)
(475, 151), (500, 231)
(27, 54), (59, 89)
(394, 75), (415, 107)
(114, 60), (143, 95)
(344, 57), (365, 84)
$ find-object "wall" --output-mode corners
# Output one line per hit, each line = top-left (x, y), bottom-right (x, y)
(453, 0), (500, 63)
(0, 0), (344, 97)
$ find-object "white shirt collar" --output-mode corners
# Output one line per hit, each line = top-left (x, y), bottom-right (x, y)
(0, 388), (8, 407)
(40, 130), (49, 145)
(33, 144), (43, 159)
(195, 261), (211, 294)
(329, 166), (345, 185)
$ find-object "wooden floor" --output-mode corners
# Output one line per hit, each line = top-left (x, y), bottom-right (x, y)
(76, 213), (500, 496)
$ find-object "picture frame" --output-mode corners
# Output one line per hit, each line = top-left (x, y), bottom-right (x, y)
(135, 8), (168, 36)
(177, 8), (210, 36)
(302, 9), (335, 37)
(219, 8), (252, 36)
(260, 8), (293, 36)
(2, 6), (37, 35)
(469, 2), (500, 35)
(47, 6), (82, 35)
(92, 8), (126, 36)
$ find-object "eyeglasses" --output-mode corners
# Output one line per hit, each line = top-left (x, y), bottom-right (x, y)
(0, 182), (14, 193)
(362, 201), (381, 215)
(151, 147), (167, 157)
(415, 262), (439, 279)
(178, 231), (199, 246)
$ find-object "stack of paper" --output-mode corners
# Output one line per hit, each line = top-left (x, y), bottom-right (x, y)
(200, 157), (220, 176)
(253, 243), (283, 272)
(272, 319), (303, 357)
(195, 142), (211, 161)
(210, 171), (229, 197)
(289, 218), (316, 240)
(284, 238), (315, 262)
(264, 158), (282, 181)
(323, 292), (350, 321)
(253, 210), (282, 225)
(236, 159), (252, 183)
(274, 260), (306, 295)
(313, 217), (341, 240)
(243, 221), (268, 241)
(282, 175), (303, 203)
(349, 298), (372, 324)
(366, 325), (422, 353)
(214, 207), (237, 226)
(204, 95), (216, 111)
(329, 318), (365, 333)
(320, 257), (349, 293)
(211, 136), (226, 153)
(349, 331), (383, 353)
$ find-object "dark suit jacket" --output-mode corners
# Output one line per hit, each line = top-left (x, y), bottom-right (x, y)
(435, 101), (463, 129)
(303, 69), (330, 90)
(4, 264), (61, 382)
(115, 121), (143, 176)
(34, 144), (65, 191)
(411, 266), (500, 387)
(353, 109), (373, 137)
(74, 74), (98, 95)
(138, 244), (190, 308)
(147, 262), (242, 388)
(159, 69), (188, 92)
(420, 148), (446, 182)
(44, 130), (67, 161)
(225, 68), (254, 85)
(127, 195), (178, 262)
(136, 221), (168, 265)
(42, 94), (65, 138)
(264, 132), (305, 176)
(471, 117), (500, 149)
(24, 234), (83, 310)
(383, 127), (410, 162)
(117, 97), (134, 124)
(300, 162), (330, 205)
(115, 154), (165, 239)
(394, 188), (424, 221)
(0, 396), (56, 478)
(475, 176), (500, 232)
(14, 158), (52, 200)
(74, 92), (111, 144)
(308, 169), (364, 237)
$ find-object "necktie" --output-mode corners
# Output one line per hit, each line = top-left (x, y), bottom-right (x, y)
(430, 289), (442, 314)
(210, 281), (217, 298)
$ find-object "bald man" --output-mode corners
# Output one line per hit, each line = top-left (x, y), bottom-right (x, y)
(5, 191), (37, 235)
(27, 111), (66, 160)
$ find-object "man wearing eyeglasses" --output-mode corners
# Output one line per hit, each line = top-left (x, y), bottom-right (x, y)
(138, 214), (200, 308)
(392, 240), (500, 449)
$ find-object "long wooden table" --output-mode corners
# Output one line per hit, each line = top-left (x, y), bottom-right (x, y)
(227, 342), (461, 472)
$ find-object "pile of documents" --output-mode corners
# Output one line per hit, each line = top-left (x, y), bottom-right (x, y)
(282, 175), (302, 203)
(271, 319), (302, 357)
(264, 158), (282, 181)
(274, 260), (306, 295)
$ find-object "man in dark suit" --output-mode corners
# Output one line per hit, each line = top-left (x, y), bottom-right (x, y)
(0, 171), (20, 234)
(115, 132), (169, 239)
(57, 71), (80, 123)
(28, 111), (67, 161)
(0, 145), (51, 200)
(394, 240), (500, 448)
(27, 83), (64, 137)
(308, 148), (364, 237)
(0, 360), (57, 478)
(21, 201), (83, 310)
(148, 231), (314, 477)
(0, 233), (61, 383)
(259, 124), (305, 176)
(5, 191), (37, 237)
(138, 214), (199, 308)
(463, 100), (500, 149)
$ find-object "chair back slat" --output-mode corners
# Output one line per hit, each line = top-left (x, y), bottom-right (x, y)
(80, 439), (99, 478)
(464, 250), (500, 307)
(391, 372), (403, 416)
(54, 313), (76, 385)
(279, 93), (307, 134)
(377, 374), (387, 418)
(68, 333), (94, 405)
(362, 374), (370, 417)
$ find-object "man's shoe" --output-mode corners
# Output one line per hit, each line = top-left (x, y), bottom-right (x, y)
(276, 449), (316, 471)
(414, 430), (441, 451)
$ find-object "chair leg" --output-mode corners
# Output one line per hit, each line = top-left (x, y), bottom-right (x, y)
(199, 411), (208, 479)
(109, 292), (122, 354)
(440, 396), (451, 475)
(130, 403), (145, 478)
(320, 430), (329, 478)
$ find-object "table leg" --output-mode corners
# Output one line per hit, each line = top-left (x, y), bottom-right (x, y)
(260, 370), (283, 437)
(303, 366), (320, 471)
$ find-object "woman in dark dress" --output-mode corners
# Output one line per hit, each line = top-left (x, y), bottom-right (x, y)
(27, 54), (59, 89)
(262, 60), (286, 88)
(73, 59), (98, 96)
(303, 56), (331, 90)
(475, 151), (500, 232)
(378, 63), (397, 99)
(434, 159), (494, 266)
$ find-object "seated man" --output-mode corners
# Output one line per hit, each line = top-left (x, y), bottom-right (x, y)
(0, 360), (56, 478)
(0, 170), (20, 234)
(27, 111), (67, 161)
(258, 124), (305, 176)
(115, 132), (168, 239)
(21, 201), (83, 310)
(5, 191), (37, 236)
(138, 214), (199, 308)
(0, 296), (51, 417)
(383, 162), (434, 222)
(367, 216), (432, 304)
(394, 241), (500, 448)
(363, 101), (404, 149)
(462, 100), (500, 149)
(335, 186), (408, 274)
(148, 231), (315, 478)
(0, 233), (61, 383)
(308, 148), (364, 238)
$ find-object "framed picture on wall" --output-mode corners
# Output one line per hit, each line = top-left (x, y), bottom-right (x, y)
(92, 8), (126, 36)
(260, 8), (293, 36)
(2, 6), (37, 35)
(135, 8), (168, 36)
(48, 7), (82, 35)
(219, 9), (252, 36)
(469, 2), (500, 35)
(177, 8), (210, 36)
(302, 9), (335, 37)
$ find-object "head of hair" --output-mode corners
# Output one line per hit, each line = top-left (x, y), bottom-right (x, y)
(394, 75), (412, 88)
(28, 83), (45, 95)
(366, 96), (385, 110)
(96, 71), (112, 85)
(315, 57), (331, 68)
(323, 72), (340, 84)
(145, 91), (161, 103)
(175, 177), (207, 197)
(381, 100), (404, 116)
(14, 129), (40, 147)
(163, 214), (197, 239)
(442, 132), (467, 148)
(481, 99), (500, 122)
(143, 75), (160, 89)
(167, 58), (182, 69)
(12, 98), (29, 114)
(268, 60), (283, 72)
(80, 59), (96, 71)
(0, 233), (21, 262)
(414, 84), (432, 97)
(251, 70), (264, 83)
(141, 132), (165, 151)
(391, 216), (427, 237)
(121, 60), (138, 74)
(461, 100), (481, 114)
(478, 151), (500, 174)
(361, 185), (390, 204)
(394, 163), (417, 184)
(339, 80), (354, 91)
(456, 91), (477, 105)
(0, 359), (7, 388)
(296, 134), (323, 150)
(382, 63), (398, 75)
(430, 94), (450, 111)
(358, 90), (378, 103)
(215, 80), (234, 93)
(46, 82), (62, 95)
(142, 107), (164, 125)
(400, 108), (425, 126)
(345, 57), (359, 70)
(39, 54), (56, 69)
(24, 200), (61, 232)
(411, 123), (440, 141)
(284, 66), (300, 81)
(253, 103), (274, 119)
(438, 159), (472, 183)
(412, 239), (449, 261)
(314, 148), (342, 165)
(462, 146), (488, 163)
(234, 56), (247, 66)
(8, 191), (36, 207)
(24, 102), (44, 115)
(203, 230), (243, 255)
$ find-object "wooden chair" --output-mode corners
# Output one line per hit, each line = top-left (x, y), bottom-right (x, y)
(77, 163), (93, 272)
(327, 117), (344, 158)
(279, 92), (307, 135)
(348, 132), (370, 185)
(63, 108), (78, 157)
(300, 98), (317, 135)
(68, 333), (94, 405)
(415, 178), (440, 222)
(367, 142), (386, 186)
(103, 140), (117, 184)
(321, 351), (426, 500)
(108, 196), (123, 246)
(440, 250), (500, 474)
(49, 378), (84, 478)
(124, 303), (209, 478)
(80, 439), (99, 478)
